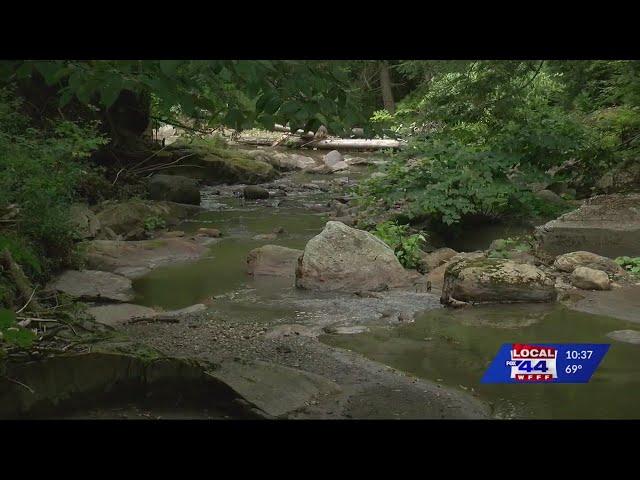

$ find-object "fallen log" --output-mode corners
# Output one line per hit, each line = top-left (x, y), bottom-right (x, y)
(236, 136), (405, 150)
(285, 137), (406, 150)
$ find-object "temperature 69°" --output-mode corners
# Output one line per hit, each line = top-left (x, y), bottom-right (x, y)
(565, 364), (583, 374)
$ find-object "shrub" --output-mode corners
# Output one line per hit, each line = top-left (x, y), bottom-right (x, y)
(373, 221), (427, 269)
(143, 216), (166, 233)
(615, 256), (640, 277)
(0, 87), (108, 276)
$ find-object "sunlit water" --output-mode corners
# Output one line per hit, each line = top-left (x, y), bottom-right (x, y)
(321, 304), (640, 419)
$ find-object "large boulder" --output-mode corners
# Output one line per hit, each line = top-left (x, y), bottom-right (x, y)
(536, 194), (640, 257)
(243, 186), (270, 200)
(148, 174), (201, 205)
(246, 245), (302, 278)
(69, 203), (100, 239)
(48, 270), (134, 303)
(155, 144), (277, 184)
(553, 251), (625, 276)
(95, 200), (201, 236)
(320, 150), (349, 173)
(441, 257), (556, 305)
(571, 266), (611, 290)
(295, 221), (412, 292)
(247, 150), (317, 171)
(322, 150), (343, 167)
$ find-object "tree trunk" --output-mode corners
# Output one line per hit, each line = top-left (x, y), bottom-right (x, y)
(379, 61), (396, 114)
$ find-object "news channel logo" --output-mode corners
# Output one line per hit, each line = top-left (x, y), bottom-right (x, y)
(481, 343), (609, 384)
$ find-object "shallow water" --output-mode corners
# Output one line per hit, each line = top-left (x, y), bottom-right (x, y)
(129, 168), (640, 420)
(321, 304), (640, 419)
(132, 202), (329, 310)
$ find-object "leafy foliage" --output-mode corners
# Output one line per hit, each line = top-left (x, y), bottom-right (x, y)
(0, 87), (107, 276)
(487, 236), (534, 259)
(372, 221), (427, 269)
(358, 61), (640, 228)
(0, 309), (36, 349)
(615, 256), (640, 277)
(359, 136), (552, 227)
(143, 216), (166, 233)
(3, 60), (370, 137)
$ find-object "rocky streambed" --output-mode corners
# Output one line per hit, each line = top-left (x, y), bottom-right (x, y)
(11, 147), (640, 420)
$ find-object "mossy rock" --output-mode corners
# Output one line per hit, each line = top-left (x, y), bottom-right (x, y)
(442, 256), (556, 304)
(156, 140), (277, 184)
(95, 199), (201, 236)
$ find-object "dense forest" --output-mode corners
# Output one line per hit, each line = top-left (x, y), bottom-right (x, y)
(1, 60), (639, 420)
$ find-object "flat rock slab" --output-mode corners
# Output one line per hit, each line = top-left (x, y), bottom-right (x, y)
(88, 303), (207, 326)
(565, 285), (640, 323)
(607, 330), (640, 345)
(210, 360), (341, 418)
(88, 303), (158, 326)
(48, 270), (134, 302)
(84, 237), (211, 279)
(536, 193), (640, 257)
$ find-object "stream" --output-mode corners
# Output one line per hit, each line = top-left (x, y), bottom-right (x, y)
(126, 164), (640, 420)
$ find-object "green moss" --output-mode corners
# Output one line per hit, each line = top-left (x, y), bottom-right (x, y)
(161, 138), (276, 183)
(448, 256), (544, 287)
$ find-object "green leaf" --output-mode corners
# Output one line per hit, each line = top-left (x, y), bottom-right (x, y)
(0, 309), (16, 330)
(3, 328), (36, 349)
(34, 61), (63, 85)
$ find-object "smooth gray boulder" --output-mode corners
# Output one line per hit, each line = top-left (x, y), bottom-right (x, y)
(243, 185), (270, 200)
(571, 266), (611, 290)
(295, 221), (412, 292)
(149, 174), (201, 205)
(536, 194), (640, 257)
